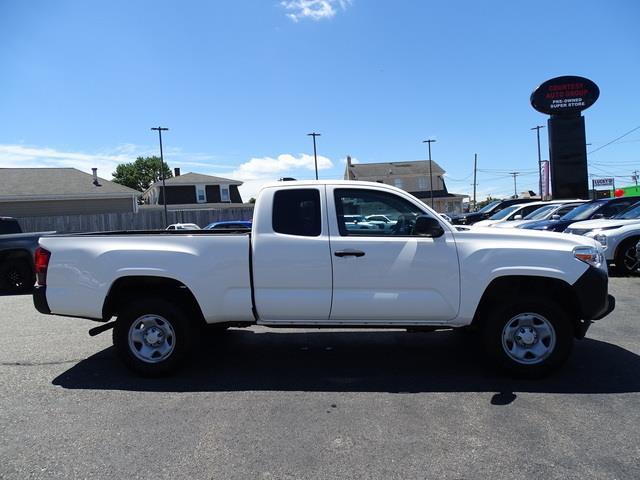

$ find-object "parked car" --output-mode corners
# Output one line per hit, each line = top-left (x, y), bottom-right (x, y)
(522, 196), (640, 232)
(473, 201), (551, 227)
(166, 223), (201, 230)
(565, 200), (640, 275)
(450, 197), (539, 225)
(493, 201), (585, 229)
(204, 220), (252, 230)
(34, 180), (614, 378)
(365, 214), (398, 230)
(0, 217), (55, 293)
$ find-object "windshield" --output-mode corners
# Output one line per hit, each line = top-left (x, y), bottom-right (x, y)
(489, 204), (520, 220)
(560, 201), (603, 221)
(477, 200), (501, 214)
(614, 201), (640, 219)
(524, 205), (557, 220)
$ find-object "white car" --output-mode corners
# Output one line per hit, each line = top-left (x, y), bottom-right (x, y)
(166, 223), (201, 230)
(473, 201), (552, 227)
(565, 201), (640, 274)
(493, 202), (585, 229)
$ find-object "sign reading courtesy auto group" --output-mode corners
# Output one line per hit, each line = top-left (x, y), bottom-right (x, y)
(530, 75), (599, 115)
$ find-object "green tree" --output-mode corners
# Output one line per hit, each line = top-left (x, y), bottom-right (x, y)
(112, 156), (173, 192)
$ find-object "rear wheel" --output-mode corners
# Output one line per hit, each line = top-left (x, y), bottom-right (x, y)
(483, 297), (573, 377)
(113, 298), (194, 376)
(614, 237), (640, 275)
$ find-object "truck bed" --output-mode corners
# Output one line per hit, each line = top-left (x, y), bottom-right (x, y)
(38, 231), (254, 323)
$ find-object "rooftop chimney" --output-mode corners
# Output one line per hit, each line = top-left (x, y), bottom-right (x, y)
(174, 167), (181, 177)
(92, 168), (101, 186)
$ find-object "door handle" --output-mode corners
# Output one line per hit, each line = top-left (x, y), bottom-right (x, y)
(334, 249), (365, 258)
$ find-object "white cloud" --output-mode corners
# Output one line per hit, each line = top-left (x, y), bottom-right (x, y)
(0, 144), (152, 177)
(0, 143), (339, 202)
(281, 0), (352, 22)
(222, 153), (334, 200)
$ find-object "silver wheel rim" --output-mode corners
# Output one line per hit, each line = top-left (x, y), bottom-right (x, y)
(128, 314), (176, 364)
(501, 312), (556, 365)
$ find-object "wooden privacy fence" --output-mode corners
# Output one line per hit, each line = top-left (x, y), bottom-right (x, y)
(16, 206), (255, 233)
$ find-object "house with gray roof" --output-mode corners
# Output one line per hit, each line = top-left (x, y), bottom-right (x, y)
(141, 169), (244, 206)
(344, 157), (467, 214)
(0, 168), (139, 217)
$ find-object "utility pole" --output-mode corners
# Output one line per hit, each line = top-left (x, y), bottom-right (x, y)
(472, 153), (478, 211)
(509, 172), (520, 197)
(531, 125), (545, 199)
(307, 132), (321, 180)
(151, 126), (169, 228)
(422, 139), (436, 208)
(633, 170), (639, 186)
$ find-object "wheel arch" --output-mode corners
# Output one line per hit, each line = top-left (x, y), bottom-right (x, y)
(102, 275), (206, 328)
(0, 248), (33, 265)
(471, 275), (583, 337)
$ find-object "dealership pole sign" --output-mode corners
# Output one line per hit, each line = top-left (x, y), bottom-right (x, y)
(531, 75), (599, 200)
(531, 76), (600, 115)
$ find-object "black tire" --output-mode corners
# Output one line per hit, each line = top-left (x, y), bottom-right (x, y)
(483, 297), (573, 378)
(0, 258), (34, 294)
(613, 237), (640, 276)
(113, 297), (195, 376)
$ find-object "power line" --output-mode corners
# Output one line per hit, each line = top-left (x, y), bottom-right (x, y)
(588, 125), (640, 155)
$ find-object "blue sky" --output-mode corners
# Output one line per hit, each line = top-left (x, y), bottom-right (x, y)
(1, 0), (639, 200)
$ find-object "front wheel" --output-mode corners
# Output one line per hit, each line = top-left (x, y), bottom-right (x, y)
(614, 237), (640, 276)
(113, 298), (194, 376)
(483, 297), (573, 377)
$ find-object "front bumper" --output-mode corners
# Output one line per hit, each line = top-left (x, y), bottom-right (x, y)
(571, 266), (615, 338)
(33, 285), (51, 314)
(572, 266), (613, 320)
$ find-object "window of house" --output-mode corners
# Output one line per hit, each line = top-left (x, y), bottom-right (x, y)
(334, 188), (426, 236)
(393, 178), (404, 189)
(272, 189), (321, 237)
(220, 185), (230, 203)
(196, 185), (207, 203)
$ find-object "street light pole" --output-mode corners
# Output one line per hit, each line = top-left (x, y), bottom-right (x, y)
(307, 132), (321, 180)
(531, 125), (545, 199)
(151, 126), (169, 228)
(423, 139), (436, 208)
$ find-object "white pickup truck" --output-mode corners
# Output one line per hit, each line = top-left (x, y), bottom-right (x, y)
(33, 181), (615, 377)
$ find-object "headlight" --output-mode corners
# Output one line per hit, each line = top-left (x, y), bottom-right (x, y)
(594, 234), (608, 247)
(573, 246), (604, 268)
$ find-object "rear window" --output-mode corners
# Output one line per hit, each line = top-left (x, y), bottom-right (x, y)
(0, 219), (21, 234)
(272, 189), (321, 237)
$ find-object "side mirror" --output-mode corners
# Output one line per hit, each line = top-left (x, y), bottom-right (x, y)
(551, 214), (561, 220)
(415, 216), (445, 238)
(513, 215), (523, 220)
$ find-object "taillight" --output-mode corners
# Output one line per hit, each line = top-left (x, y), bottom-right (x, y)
(34, 247), (51, 286)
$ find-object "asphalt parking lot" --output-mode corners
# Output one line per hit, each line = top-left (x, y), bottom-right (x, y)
(1, 277), (640, 479)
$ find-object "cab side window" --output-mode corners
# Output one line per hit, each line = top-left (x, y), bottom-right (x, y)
(334, 188), (426, 236)
(272, 189), (321, 237)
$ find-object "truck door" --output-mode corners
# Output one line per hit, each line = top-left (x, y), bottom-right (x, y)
(328, 186), (460, 323)
(252, 185), (333, 322)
